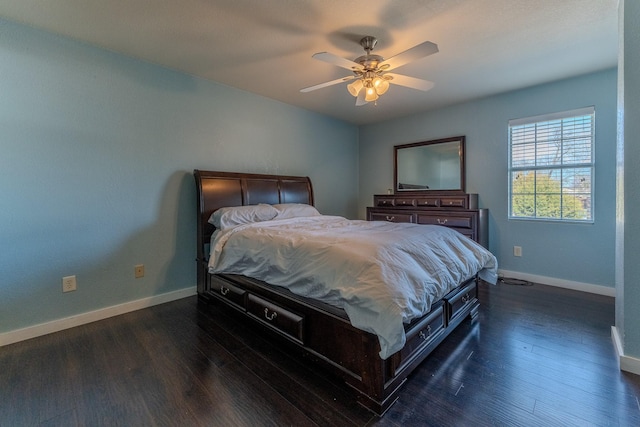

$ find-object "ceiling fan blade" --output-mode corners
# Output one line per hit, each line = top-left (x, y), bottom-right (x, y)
(380, 41), (438, 71)
(312, 52), (364, 71)
(386, 73), (435, 91)
(300, 75), (356, 93)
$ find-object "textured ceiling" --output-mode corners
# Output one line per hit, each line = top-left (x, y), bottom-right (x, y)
(0, 0), (619, 125)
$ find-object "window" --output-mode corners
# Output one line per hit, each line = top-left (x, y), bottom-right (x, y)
(508, 107), (594, 222)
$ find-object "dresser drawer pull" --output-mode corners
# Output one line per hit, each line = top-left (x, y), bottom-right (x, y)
(385, 215), (395, 222)
(220, 286), (230, 296)
(419, 325), (432, 340)
(436, 218), (448, 225)
(264, 308), (278, 321)
(462, 293), (470, 303)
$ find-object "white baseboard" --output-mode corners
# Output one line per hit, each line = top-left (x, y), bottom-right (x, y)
(497, 269), (615, 297)
(611, 326), (640, 376)
(0, 286), (197, 347)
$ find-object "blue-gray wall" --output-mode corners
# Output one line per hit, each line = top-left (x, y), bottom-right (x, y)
(0, 19), (359, 334)
(359, 69), (618, 289)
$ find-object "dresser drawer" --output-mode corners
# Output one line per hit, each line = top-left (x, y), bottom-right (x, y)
(416, 213), (473, 229)
(446, 281), (477, 322)
(376, 198), (395, 207)
(247, 294), (305, 344)
(374, 197), (418, 207)
(209, 276), (247, 310)
(391, 304), (445, 375)
(415, 198), (440, 207)
(440, 197), (467, 208)
(369, 211), (414, 223)
(394, 198), (416, 207)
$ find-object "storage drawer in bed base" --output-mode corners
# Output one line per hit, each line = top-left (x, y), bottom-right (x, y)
(390, 302), (446, 375)
(445, 280), (478, 323)
(208, 275), (246, 310)
(246, 294), (305, 344)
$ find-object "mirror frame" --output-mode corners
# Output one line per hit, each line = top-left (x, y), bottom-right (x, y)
(394, 136), (466, 194)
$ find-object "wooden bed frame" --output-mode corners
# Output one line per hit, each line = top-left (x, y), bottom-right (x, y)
(194, 170), (480, 415)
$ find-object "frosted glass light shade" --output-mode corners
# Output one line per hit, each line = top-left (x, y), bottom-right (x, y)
(365, 86), (379, 102)
(374, 78), (389, 95)
(347, 79), (364, 97)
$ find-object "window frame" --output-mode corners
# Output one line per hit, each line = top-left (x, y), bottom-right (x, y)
(508, 106), (595, 223)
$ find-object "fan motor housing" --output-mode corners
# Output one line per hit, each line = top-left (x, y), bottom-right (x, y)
(354, 54), (384, 71)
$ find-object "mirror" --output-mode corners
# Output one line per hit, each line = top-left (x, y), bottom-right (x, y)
(394, 136), (465, 193)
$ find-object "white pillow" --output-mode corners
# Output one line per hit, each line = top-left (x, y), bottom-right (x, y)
(209, 204), (278, 230)
(273, 203), (321, 219)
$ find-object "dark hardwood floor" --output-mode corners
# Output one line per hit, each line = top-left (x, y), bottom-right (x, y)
(2, 281), (640, 426)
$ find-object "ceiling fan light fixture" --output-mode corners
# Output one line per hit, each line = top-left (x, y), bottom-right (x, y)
(373, 77), (389, 95)
(301, 35), (438, 107)
(347, 79), (364, 97)
(364, 86), (379, 102)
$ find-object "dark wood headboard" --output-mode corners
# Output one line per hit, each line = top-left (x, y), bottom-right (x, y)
(193, 170), (314, 292)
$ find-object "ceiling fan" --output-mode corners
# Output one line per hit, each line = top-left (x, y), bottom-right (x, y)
(300, 36), (438, 106)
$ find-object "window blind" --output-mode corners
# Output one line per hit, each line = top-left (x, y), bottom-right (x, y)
(508, 107), (594, 222)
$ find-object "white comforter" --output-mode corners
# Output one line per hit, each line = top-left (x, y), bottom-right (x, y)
(208, 216), (498, 359)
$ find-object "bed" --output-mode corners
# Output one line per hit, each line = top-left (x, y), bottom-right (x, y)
(194, 170), (497, 415)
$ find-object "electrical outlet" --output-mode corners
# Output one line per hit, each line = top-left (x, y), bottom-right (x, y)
(513, 246), (522, 257)
(62, 275), (77, 292)
(134, 264), (144, 278)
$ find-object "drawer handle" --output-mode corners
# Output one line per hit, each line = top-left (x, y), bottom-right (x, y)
(220, 286), (229, 296)
(419, 325), (432, 340)
(462, 293), (470, 303)
(436, 218), (448, 225)
(385, 215), (395, 222)
(264, 308), (278, 321)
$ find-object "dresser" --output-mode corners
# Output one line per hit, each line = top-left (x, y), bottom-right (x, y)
(367, 192), (488, 248)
